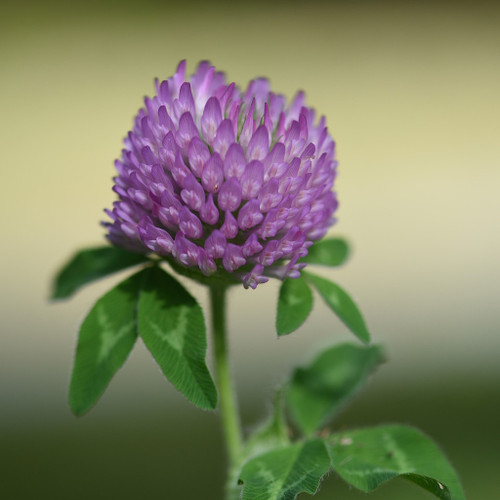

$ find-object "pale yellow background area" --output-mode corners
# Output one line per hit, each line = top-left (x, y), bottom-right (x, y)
(1, 1), (499, 420)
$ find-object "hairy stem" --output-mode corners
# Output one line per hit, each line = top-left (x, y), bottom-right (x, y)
(210, 284), (243, 480)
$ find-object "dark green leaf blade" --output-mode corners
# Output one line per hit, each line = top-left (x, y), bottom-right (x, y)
(138, 266), (217, 410)
(301, 238), (349, 267)
(330, 425), (465, 500)
(304, 271), (370, 343)
(52, 246), (149, 299)
(69, 269), (147, 416)
(239, 439), (331, 500)
(276, 276), (313, 336)
(286, 343), (384, 436)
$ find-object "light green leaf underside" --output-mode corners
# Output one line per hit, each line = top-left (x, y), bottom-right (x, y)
(300, 238), (349, 267)
(69, 269), (148, 416)
(239, 439), (331, 500)
(330, 425), (465, 500)
(287, 343), (385, 436)
(304, 271), (370, 343)
(52, 246), (149, 299)
(276, 276), (313, 336)
(138, 266), (217, 410)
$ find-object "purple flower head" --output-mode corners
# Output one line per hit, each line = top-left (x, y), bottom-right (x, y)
(104, 61), (338, 288)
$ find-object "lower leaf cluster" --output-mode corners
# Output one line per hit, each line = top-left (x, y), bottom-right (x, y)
(237, 343), (465, 500)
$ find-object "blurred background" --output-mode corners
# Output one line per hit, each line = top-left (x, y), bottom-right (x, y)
(1, 0), (498, 498)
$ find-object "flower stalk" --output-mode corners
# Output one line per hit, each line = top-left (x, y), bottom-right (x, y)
(209, 284), (243, 470)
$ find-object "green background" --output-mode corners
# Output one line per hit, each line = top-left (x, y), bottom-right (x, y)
(1, 1), (498, 498)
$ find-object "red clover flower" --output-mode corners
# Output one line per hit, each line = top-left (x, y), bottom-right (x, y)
(53, 61), (464, 500)
(104, 61), (338, 288)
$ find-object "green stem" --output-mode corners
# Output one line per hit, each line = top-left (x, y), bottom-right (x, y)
(210, 284), (243, 470)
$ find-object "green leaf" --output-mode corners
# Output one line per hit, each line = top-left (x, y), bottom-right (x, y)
(286, 343), (384, 436)
(330, 425), (465, 500)
(239, 439), (331, 500)
(138, 266), (217, 410)
(52, 246), (149, 299)
(301, 238), (349, 267)
(276, 276), (313, 336)
(304, 271), (370, 343)
(69, 269), (148, 416)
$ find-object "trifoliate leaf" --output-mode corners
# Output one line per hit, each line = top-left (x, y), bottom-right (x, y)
(286, 343), (385, 436)
(52, 246), (149, 299)
(276, 277), (313, 336)
(301, 238), (349, 267)
(138, 266), (217, 410)
(69, 269), (148, 415)
(304, 271), (370, 343)
(330, 425), (465, 500)
(239, 439), (331, 500)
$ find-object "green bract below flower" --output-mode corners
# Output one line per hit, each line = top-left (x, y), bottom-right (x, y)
(104, 60), (338, 288)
